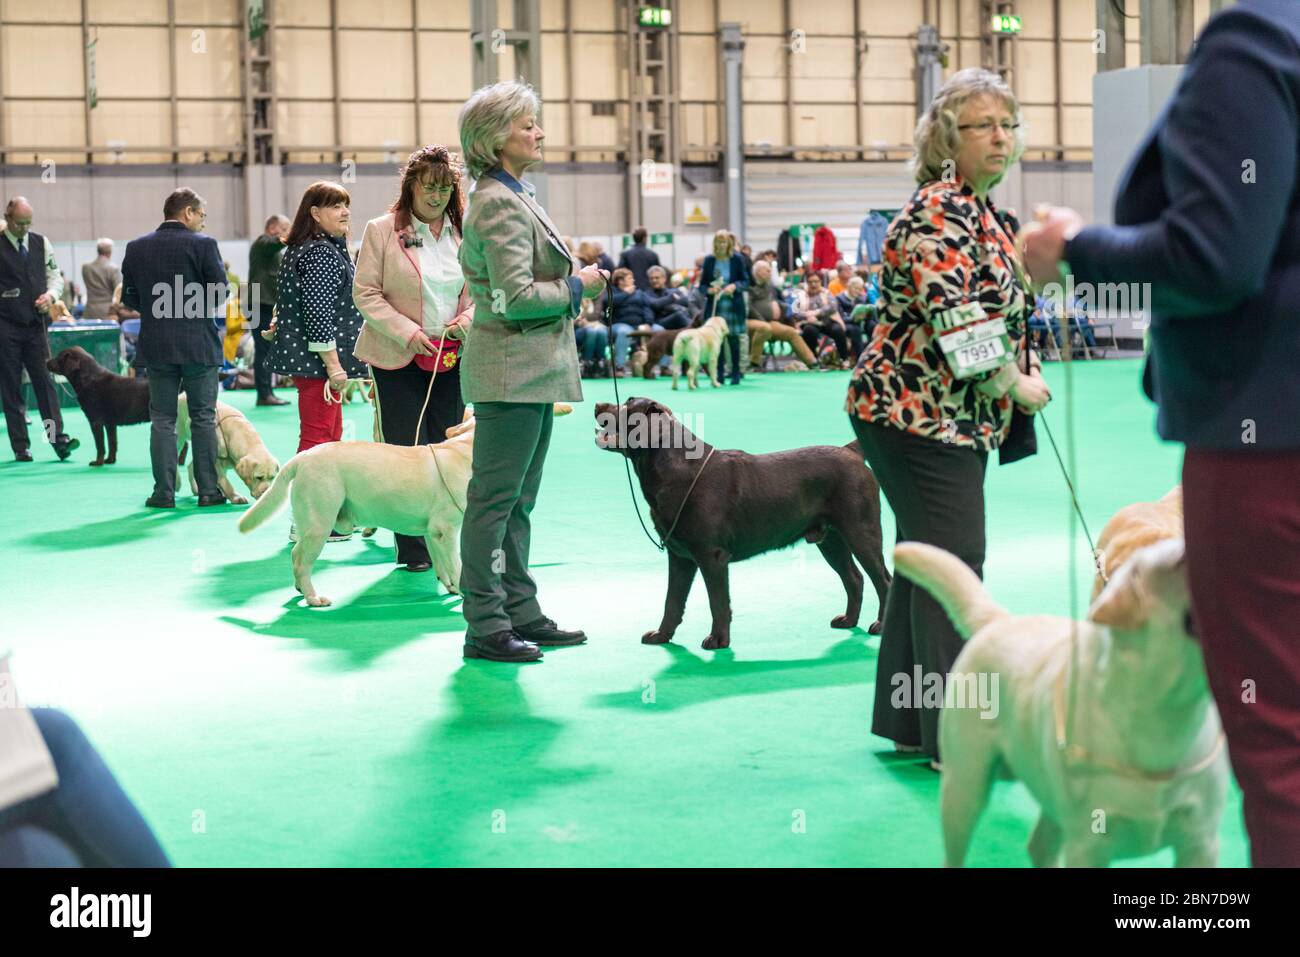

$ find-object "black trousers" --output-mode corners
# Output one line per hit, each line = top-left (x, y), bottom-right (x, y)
(253, 304), (276, 399)
(715, 333), (743, 384)
(371, 359), (464, 565)
(0, 320), (66, 454)
(851, 417), (988, 760)
(800, 319), (850, 360)
(844, 321), (866, 360)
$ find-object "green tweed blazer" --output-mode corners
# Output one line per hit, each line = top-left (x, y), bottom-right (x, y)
(458, 169), (583, 403)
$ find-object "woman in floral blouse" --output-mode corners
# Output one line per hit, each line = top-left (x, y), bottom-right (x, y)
(845, 68), (1051, 767)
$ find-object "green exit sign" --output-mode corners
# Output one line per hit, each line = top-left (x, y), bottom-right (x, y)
(991, 13), (1022, 34)
(638, 6), (671, 28)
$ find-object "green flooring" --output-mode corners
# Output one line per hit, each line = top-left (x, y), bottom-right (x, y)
(1, 359), (1247, 866)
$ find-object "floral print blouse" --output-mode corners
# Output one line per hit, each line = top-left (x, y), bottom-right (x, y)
(845, 178), (1027, 452)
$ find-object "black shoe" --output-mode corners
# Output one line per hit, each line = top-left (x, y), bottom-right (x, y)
(54, 437), (79, 460)
(145, 493), (175, 509)
(14, 449), (33, 462)
(463, 629), (543, 662)
(402, 561), (432, 573)
(256, 396), (290, 406)
(515, 615), (587, 646)
(197, 493), (228, 507)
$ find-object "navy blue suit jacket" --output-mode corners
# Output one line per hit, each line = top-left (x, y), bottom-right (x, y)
(1066, 0), (1300, 449)
(617, 243), (661, 290)
(121, 221), (226, 368)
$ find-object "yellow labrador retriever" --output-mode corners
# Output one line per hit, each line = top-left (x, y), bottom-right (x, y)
(176, 395), (280, 504)
(894, 538), (1226, 868)
(238, 404), (571, 607)
(671, 315), (728, 390)
(1091, 485), (1183, 601)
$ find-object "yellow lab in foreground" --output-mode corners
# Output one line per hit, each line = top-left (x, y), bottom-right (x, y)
(894, 537), (1226, 868)
(238, 404), (571, 606)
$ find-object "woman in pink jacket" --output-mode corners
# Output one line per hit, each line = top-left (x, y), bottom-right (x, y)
(353, 145), (475, 573)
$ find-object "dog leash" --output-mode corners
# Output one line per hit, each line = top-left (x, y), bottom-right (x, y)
(412, 330), (451, 445)
(636, 447), (716, 550)
(603, 274), (671, 551)
(1037, 411), (1106, 585)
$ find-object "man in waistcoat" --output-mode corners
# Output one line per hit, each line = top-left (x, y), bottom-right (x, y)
(0, 197), (78, 462)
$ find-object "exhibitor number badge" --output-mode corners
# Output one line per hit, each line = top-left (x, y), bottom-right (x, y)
(937, 317), (1012, 379)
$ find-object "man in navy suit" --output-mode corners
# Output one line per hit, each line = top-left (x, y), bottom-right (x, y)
(1024, 0), (1300, 866)
(121, 188), (227, 508)
(616, 227), (661, 290)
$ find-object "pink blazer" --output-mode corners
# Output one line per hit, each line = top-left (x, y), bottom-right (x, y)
(352, 212), (475, 370)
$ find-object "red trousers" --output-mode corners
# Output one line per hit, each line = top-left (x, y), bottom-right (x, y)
(294, 376), (343, 453)
(1184, 448), (1300, 867)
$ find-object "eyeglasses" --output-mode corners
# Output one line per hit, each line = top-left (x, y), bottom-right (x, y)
(957, 120), (1020, 137)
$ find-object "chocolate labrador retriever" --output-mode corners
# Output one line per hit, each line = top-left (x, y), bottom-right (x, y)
(595, 397), (891, 649)
(47, 346), (150, 466)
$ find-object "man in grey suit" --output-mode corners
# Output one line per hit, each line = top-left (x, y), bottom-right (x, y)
(457, 81), (606, 662)
(81, 239), (121, 321)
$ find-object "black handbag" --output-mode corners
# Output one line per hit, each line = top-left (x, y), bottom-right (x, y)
(988, 203), (1039, 466)
(999, 325), (1039, 465)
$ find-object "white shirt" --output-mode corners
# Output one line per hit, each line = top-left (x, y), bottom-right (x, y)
(411, 217), (463, 338)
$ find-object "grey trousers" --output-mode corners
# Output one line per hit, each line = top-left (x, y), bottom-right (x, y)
(459, 401), (554, 638)
(147, 364), (220, 498)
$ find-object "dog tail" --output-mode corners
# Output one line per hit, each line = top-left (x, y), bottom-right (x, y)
(893, 542), (1009, 638)
(238, 456), (299, 533)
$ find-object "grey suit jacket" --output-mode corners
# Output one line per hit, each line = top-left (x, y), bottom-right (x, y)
(458, 169), (583, 403)
(81, 258), (121, 320)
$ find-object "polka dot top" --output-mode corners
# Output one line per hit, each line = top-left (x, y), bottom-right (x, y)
(269, 234), (368, 380)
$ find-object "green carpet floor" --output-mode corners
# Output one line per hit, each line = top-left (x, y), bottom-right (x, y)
(1, 358), (1247, 866)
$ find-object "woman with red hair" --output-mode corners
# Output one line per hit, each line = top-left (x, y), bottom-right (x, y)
(353, 146), (474, 572)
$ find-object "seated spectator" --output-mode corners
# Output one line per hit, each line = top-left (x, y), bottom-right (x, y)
(575, 316), (610, 377)
(746, 259), (817, 369)
(643, 265), (691, 330)
(0, 708), (171, 867)
(827, 261), (855, 296)
(609, 267), (663, 373)
(835, 275), (876, 359)
(1067, 295), (1098, 350)
(1029, 293), (1064, 354)
(793, 271), (850, 367)
(676, 273), (707, 324)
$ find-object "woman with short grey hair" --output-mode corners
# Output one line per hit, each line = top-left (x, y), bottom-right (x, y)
(455, 80), (606, 663)
(845, 68), (1050, 766)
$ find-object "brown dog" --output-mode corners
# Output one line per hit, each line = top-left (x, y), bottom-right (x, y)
(1090, 486), (1183, 602)
(595, 397), (891, 649)
(46, 346), (149, 466)
(633, 328), (684, 379)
